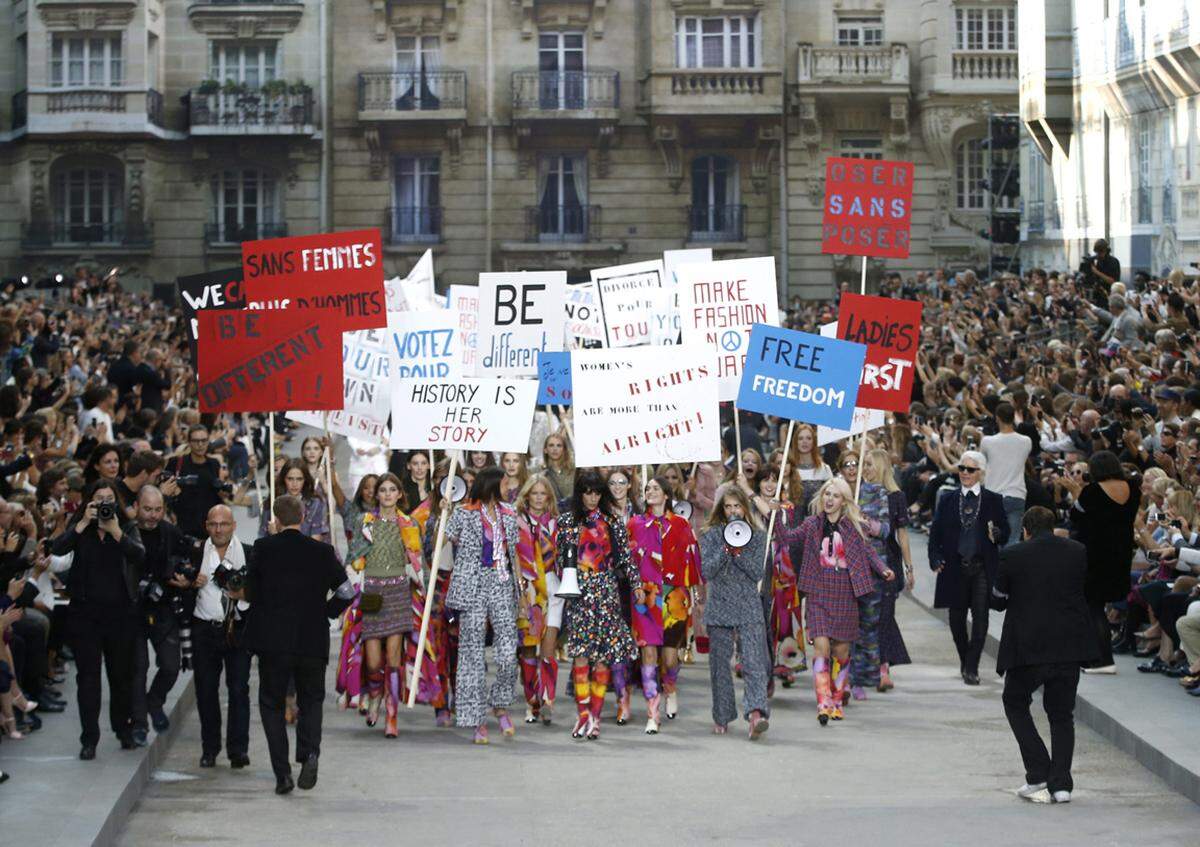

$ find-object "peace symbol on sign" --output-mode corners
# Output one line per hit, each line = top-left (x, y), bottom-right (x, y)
(720, 330), (742, 352)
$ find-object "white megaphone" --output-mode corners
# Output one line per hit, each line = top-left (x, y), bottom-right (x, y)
(723, 519), (753, 549)
(555, 566), (582, 599)
(673, 500), (693, 521)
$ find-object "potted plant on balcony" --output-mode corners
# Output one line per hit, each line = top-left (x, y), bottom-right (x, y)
(220, 78), (247, 125)
(260, 79), (289, 124)
(287, 80), (312, 124)
(197, 78), (220, 95)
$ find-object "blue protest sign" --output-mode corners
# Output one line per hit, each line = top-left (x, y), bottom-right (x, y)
(537, 351), (572, 405)
(735, 324), (866, 430)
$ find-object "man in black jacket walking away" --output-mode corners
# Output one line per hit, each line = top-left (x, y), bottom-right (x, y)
(991, 506), (1100, 805)
(242, 495), (353, 795)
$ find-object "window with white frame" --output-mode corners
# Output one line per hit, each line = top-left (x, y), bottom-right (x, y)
(210, 169), (278, 242)
(394, 35), (442, 108)
(209, 42), (277, 88)
(392, 155), (441, 241)
(50, 36), (122, 87)
(956, 138), (986, 210)
(955, 6), (1016, 51)
(538, 32), (586, 109)
(839, 137), (884, 160)
(836, 16), (884, 47)
(675, 16), (759, 69)
(690, 155), (740, 240)
(53, 164), (123, 242)
(1137, 115), (1153, 223)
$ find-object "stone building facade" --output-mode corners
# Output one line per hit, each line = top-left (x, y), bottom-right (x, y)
(1, 0), (1018, 298)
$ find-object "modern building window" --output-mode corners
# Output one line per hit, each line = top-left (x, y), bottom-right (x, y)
(955, 138), (986, 210)
(689, 155), (740, 241)
(52, 164), (123, 242)
(50, 36), (122, 87)
(839, 137), (884, 160)
(394, 35), (441, 109)
(209, 42), (277, 87)
(955, 6), (1016, 51)
(836, 16), (884, 47)
(675, 16), (759, 69)
(538, 32), (585, 109)
(392, 155), (441, 241)
(537, 154), (587, 241)
(210, 169), (278, 243)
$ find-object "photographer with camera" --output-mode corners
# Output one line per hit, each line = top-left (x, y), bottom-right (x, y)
(51, 480), (146, 760)
(116, 450), (166, 522)
(1081, 239), (1121, 301)
(191, 503), (252, 769)
(166, 425), (232, 541)
(128, 485), (192, 746)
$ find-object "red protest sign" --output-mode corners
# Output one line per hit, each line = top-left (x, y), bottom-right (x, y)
(197, 309), (344, 413)
(241, 229), (386, 331)
(836, 292), (921, 413)
(821, 157), (914, 259)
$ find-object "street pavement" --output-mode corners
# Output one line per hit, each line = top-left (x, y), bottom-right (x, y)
(114, 581), (1199, 846)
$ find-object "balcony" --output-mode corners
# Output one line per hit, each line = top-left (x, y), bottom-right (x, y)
(205, 222), (288, 247)
(186, 0), (305, 36)
(187, 85), (315, 135)
(21, 221), (153, 253)
(497, 204), (622, 270)
(12, 91), (26, 131)
(357, 71), (467, 122)
(511, 70), (620, 121)
(796, 44), (909, 93)
(952, 51), (1018, 82)
(385, 206), (443, 246)
(687, 204), (746, 245)
(24, 88), (167, 135)
(525, 204), (599, 244)
(639, 67), (782, 117)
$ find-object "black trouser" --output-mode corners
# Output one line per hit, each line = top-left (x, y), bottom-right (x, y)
(1002, 663), (1080, 793)
(12, 612), (49, 699)
(68, 604), (138, 747)
(258, 653), (327, 780)
(131, 611), (181, 732)
(191, 620), (251, 759)
(947, 565), (989, 676)
(1087, 599), (1114, 668)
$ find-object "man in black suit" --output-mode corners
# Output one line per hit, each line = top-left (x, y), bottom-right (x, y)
(240, 495), (353, 795)
(990, 506), (1100, 804)
(928, 450), (1009, 685)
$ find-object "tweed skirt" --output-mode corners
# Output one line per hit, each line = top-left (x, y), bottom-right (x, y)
(804, 566), (859, 642)
(361, 575), (414, 639)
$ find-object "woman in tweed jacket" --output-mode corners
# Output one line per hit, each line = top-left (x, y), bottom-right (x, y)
(700, 483), (770, 740)
(798, 477), (894, 725)
(443, 467), (523, 745)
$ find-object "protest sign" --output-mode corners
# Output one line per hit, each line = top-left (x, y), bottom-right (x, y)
(386, 310), (461, 380)
(816, 320), (883, 443)
(571, 346), (720, 467)
(735, 323), (865, 431)
(390, 378), (538, 451)
(385, 248), (437, 312)
(537, 351), (572, 405)
(592, 260), (665, 348)
(651, 249), (711, 346)
(662, 248), (712, 285)
(177, 266), (245, 361)
(476, 271), (565, 377)
(287, 326), (392, 440)
(834, 292), (921, 413)
(821, 157), (915, 259)
(241, 228), (386, 330)
(197, 309), (343, 413)
(564, 282), (604, 345)
(676, 256), (779, 401)
(447, 284), (479, 370)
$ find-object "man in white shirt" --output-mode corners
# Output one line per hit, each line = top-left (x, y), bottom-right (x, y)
(980, 402), (1032, 548)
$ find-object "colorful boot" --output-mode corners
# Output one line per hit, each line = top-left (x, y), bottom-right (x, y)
(641, 664), (661, 734)
(571, 665), (591, 739)
(613, 662), (632, 725)
(587, 667), (610, 740)
(663, 665), (680, 719)
(365, 668), (384, 727)
(539, 657), (558, 725)
(520, 657), (540, 722)
(831, 658), (850, 720)
(878, 662), (894, 692)
(812, 657), (833, 726)
(384, 666), (402, 738)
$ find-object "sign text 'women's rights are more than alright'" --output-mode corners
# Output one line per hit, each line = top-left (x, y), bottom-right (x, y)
(735, 324), (867, 431)
(391, 378), (538, 452)
(676, 256), (779, 401)
(571, 346), (721, 467)
(821, 157), (915, 259)
(240, 228), (387, 331)
(476, 271), (566, 377)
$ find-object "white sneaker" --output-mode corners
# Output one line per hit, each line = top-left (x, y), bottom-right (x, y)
(1052, 790), (1071, 803)
(1082, 664), (1117, 674)
(644, 717), (659, 735)
(1016, 782), (1048, 798)
(665, 691), (678, 719)
(1024, 789), (1053, 804)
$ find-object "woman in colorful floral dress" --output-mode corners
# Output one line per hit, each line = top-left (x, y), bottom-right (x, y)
(344, 472), (427, 738)
(628, 476), (701, 734)
(335, 474), (378, 713)
(514, 475), (560, 724)
(797, 478), (894, 725)
(559, 471), (638, 740)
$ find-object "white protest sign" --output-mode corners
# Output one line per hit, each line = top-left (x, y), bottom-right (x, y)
(816, 320), (884, 445)
(384, 248), (436, 312)
(288, 327), (391, 441)
(447, 284), (479, 371)
(676, 256), (779, 401)
(390, 377), (538, 451)
(592, 259), (665, 348)
(571, 346), (721, 467)
(655, 249), (711, 345)
(386, 310), (461, 380)
(476, 271), (566, 376)
(564, 282), (604, 345)
(663, 248), (713, 285)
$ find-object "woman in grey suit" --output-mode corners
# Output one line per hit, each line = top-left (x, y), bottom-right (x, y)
(443, 467), (523, 745)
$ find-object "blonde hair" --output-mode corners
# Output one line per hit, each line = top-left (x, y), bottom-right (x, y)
(515, 474), (559, 517)
(542, 431), (573, 472)
(808, 477), (865, 538)
(702, 482), (761, 533)
(865, 448), (899, 493)
(654, 462), (687, 499)
(1166, 489), (1196, 524)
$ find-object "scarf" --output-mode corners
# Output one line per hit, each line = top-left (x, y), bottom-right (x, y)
(480, 503), (509, 581)
(577, 510), (612, 574)
(518, 511), (557, 580)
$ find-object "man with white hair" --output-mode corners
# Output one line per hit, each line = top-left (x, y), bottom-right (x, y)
(928, 449), (1009, 685)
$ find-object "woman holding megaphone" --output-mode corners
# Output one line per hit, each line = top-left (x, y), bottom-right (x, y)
(699, 483), (770, 740)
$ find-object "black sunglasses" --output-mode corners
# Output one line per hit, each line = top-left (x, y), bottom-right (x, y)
(958, 465), (981, 473)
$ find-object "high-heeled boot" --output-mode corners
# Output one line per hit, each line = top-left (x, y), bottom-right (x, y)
(812, 657), (833, 725)
(641, 664), (661, 734)
(384, 666), (402, 738)
(587, 666), (610, 740)
(539, 657), (558, 724)
(365, 668), (384, 727)
(520, 657), (540, 722)
(831, 658), (850, 719)
(571, 665), (591, 739)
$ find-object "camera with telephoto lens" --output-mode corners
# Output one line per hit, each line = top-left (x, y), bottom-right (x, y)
(213, 563), (244, 593)
(1079, 254), (1097, 275)
(176, 474), (234, 496)
(138, 577), (164, 604)
(96, 501), (116, 522)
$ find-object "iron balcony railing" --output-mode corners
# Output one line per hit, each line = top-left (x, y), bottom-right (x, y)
(687, 204), (746, 242)
(188, 88), (314, 129)
(22, 221), (152, 248)
(386, 206), (443, 243)
(525, 204), (599, 243)
(204, 222), (288, 245)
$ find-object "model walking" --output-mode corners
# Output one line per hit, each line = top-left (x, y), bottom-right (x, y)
(515, 475), (560, 724)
